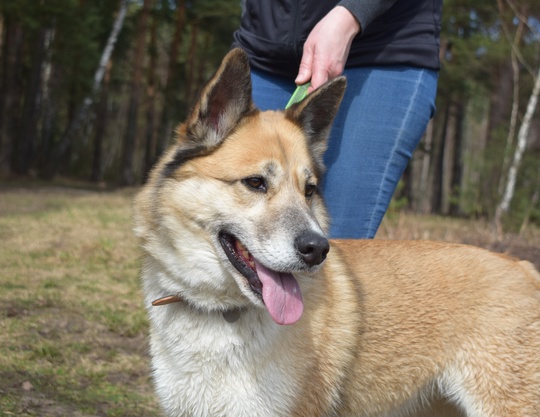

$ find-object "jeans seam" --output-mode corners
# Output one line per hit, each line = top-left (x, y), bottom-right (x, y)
(364, 69), (425, 236)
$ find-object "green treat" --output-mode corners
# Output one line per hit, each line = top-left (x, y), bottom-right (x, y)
(285, 82), (311, 109)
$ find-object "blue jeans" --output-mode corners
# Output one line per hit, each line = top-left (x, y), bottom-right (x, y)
(250, 66), (438, 238)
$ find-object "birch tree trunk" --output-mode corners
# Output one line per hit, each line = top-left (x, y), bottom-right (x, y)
(47, 0), (128, 177)
(494, 65), (540, 233)
(496, 0), (525, 196)
(498, 49), (520, 196)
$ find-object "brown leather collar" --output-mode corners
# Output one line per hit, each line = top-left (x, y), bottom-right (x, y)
(152, 295), (183, 306)
(151, 295), (242, 323)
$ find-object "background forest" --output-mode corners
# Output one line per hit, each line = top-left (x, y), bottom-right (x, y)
(0, 0), (539, 232)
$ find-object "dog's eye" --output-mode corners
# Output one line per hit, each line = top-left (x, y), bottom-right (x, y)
(242, 177), (267, 192)
(305, 184), (317, 198)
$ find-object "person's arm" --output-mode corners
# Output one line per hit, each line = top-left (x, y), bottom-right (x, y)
(295, 1), (397, 91)
(338, 0), (396, 33)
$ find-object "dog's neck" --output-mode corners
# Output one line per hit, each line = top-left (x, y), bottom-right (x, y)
(152, 294), (243, 323)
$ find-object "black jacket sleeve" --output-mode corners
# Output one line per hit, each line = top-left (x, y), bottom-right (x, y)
(338, 0), (398, 32)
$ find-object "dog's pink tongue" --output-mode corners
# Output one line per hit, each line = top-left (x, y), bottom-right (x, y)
(254, 259), (303, 325)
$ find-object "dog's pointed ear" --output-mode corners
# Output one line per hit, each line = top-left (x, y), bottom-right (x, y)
(184, 48), (256, 147)
(285, 77), (346, 166)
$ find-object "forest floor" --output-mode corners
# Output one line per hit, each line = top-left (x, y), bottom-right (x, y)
(1, 184), (539, 417)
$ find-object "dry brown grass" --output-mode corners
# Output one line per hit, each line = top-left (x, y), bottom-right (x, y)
(0, 185), (538, 416)
(378, 211), (540, 270)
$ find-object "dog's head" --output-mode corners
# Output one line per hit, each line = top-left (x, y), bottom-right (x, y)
(134, 48), (346, 325)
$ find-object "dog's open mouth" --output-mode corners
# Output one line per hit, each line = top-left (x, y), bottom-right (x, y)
(219, 232), (303, 325)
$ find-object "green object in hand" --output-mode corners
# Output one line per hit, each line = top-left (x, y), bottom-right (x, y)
(285, 82), (311, 109)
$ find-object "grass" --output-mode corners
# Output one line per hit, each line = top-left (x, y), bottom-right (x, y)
(0, 184), (539, 417)
(0, 186), (160, 417)
(377, 209), (540, 270)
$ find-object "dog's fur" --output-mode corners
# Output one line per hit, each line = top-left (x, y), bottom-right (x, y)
(133, 48), (540, 417)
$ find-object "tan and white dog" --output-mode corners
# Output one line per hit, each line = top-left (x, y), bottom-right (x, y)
(133, 48), (540, 417)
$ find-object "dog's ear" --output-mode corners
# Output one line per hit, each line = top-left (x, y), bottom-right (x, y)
(285, 77), (346, 166)
(183, 48), (256, 148)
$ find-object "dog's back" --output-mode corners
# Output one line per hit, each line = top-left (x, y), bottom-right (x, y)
(328, 240), (540, 416)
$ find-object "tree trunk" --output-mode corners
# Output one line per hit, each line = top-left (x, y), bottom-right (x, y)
(46, 0), (128, 178)
(195, 31), (212, 95)
(483, 62), (513, 208)
(497, 15), (524, 197)
(458, 94), (490, 217)
(441, 101), (458, 215)
(430, 99), (450, 214)
(185, 21), (199, 105)
(416, 119), (434, 214)
(449, 102), (464, 216)
(0, 20), (24, 176)
(121, 0), (153, 185)
(156, 0), (186, 159)
(494, 65), (540, 233)
(13, 28), (50, 174)
(143, 8), (158, 177)
(519, 182), (539, 234)
(91, 61), (112, 183)
(39, 27), (59, 177)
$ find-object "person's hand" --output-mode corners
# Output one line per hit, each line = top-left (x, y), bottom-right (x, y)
(295, 6), (361, 93)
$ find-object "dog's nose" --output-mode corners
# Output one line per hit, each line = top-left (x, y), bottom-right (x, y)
(295, 232), (330, 266)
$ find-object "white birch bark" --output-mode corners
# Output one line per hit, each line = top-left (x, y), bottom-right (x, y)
(86, 0), (128, 107)
(494, 65), (540, 229)
(496, 8), (525, 196)
(56, 0), (128, 157)
(498, 49), (520, 196)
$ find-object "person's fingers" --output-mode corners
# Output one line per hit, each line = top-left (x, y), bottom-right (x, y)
(309, 64), (329, 92)
(296, 6), (359, 92)
(295, 43), (313, 85)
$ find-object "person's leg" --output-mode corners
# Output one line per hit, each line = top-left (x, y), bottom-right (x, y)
(250, 69), (295, 110)
(322, 66), (438, 238)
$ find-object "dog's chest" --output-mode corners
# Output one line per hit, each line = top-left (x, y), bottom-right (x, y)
(151, 310), (301, 417)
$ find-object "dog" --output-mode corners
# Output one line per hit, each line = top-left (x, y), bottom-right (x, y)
(133, 48), (540, 417)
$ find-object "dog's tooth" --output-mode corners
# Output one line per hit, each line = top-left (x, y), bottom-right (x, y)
(235, 240), (252, 260)
(236, 240), (247, 253)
